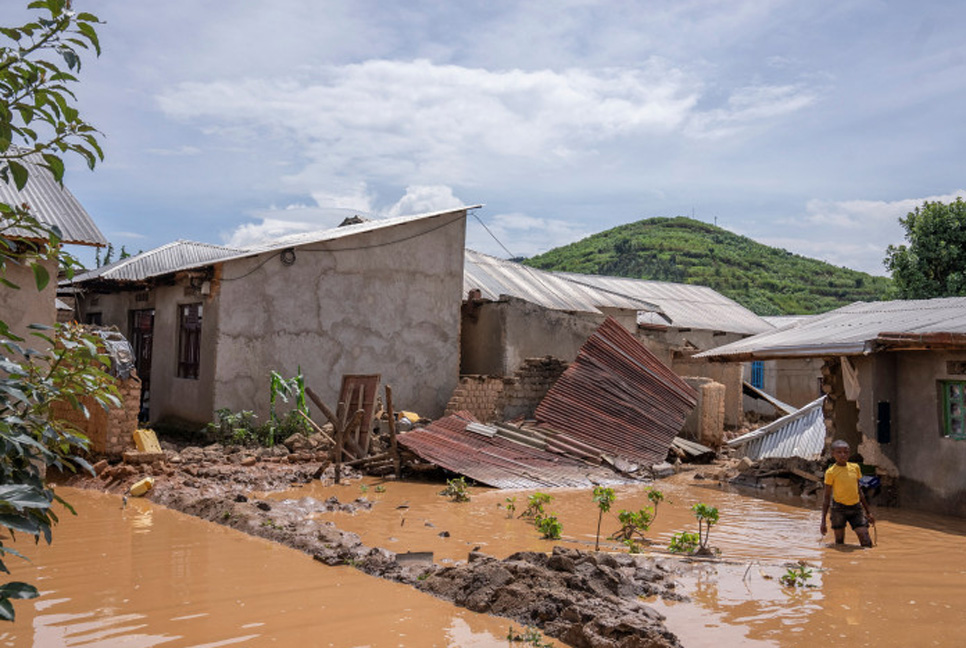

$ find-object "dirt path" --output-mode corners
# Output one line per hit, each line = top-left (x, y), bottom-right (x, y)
(68, 443), (686, 648)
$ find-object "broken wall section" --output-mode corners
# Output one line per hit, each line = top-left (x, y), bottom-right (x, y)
(444, 356), (568, 423)
(51, 373), (140, 457)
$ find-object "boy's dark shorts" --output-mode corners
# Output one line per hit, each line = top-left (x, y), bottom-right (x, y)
(830, 502), (868, 530)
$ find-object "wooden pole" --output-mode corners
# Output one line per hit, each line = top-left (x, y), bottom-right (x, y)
(385, 384), (401, 478)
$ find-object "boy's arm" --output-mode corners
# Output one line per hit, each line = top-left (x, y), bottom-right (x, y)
(820, 484), (832, 535)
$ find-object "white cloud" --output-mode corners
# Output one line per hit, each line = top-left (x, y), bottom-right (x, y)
(224, 184), (470, 248)
(686, 83), (820, 138)
(145, 145), (202, 157)
(466, 211), (592, 259)
(758, 190), (966, 275)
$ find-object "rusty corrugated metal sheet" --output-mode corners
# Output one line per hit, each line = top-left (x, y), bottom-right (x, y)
(397, 412), (630, 489)
(535, 317), (698, 467)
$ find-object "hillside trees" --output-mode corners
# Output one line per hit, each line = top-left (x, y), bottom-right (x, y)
(884, 198), (966, 299)
(0, 0), (117, 621)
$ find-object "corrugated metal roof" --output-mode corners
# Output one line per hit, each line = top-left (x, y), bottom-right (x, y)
(0, 152), (106, 246)
(398, 412), (631, 489)
(554, 272), (773, 335)
(697, 297), (966, 360)
(534, 317), (698, 467)
(464, 249), (663, 315)
(761, 315), (816, 329)
(727, 396), (827, 460)
(67, 207), (474, 285)
(67, 240), (241, 283)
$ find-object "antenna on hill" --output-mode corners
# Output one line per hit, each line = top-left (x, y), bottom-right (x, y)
(714, 216), (717, 227)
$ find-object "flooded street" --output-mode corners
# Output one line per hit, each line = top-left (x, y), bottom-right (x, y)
(277, 472), (966, 647)
(6, 474), (966, 647)
(1, 488), (525, 648)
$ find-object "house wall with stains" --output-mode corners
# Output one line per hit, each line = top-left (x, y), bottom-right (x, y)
(891, 350), (966, 517)
(1, 257), (57, 343)
(74, 280), (219, 425)
(213, 211), (466, 421)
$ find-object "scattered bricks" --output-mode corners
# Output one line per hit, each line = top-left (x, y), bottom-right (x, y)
(92, 459), (109, 475)
(122, 450), (166, 465)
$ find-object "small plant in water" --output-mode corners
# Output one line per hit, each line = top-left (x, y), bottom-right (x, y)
(439, 476), (471, 502)
(504, 496), (517, 519)
(611, 507), (656, 545)
(668, 531), (700, 554)
(692, 503), (720, 555)
(507, 625), (555, 647)
(359, 483), (369, 494)
(520, 492), (552, 519)
(537, 514), (562, 540)
(623, 539), (643, 554)
(374, 485), (386, 494)
(779, 563), (814, 588)
(592, 486), (616, 551)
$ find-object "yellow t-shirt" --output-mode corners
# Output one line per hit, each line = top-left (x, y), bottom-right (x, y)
(825, 462), (862, 506)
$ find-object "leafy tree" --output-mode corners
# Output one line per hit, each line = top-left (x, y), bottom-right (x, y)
(1, 0), (115, 621)
(884, 198), (966, 299)
(591, 486), (615, 552)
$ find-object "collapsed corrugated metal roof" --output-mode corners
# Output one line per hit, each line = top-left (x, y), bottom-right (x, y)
(68, 240), (241, 283)
(534, 317), (698, 468)
(697, 297), (966, 360)
(727, 396), (827, 460)
(397, 412), (630, 488)
(0, 151), (106, 246)
(464, 249), (663, 315)
(742, 381), (795, 416)
(554, 272), (773, 335)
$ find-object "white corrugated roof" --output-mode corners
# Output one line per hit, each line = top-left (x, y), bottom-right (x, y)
(728, 396), (826, 460)
(68, 206), (473, 285)
(698, 297), (966, 359)
(464, 250), (664, 315)
(554, 272), (773, 335)
(0, 152), (106, 246)
(68, 240), (241, 283)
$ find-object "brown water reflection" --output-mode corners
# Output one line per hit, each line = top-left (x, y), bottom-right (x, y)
(281, 472), (966, 647)
(0, 488), (526, 647)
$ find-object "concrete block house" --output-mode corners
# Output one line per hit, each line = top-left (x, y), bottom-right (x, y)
(67, 207), (471, 427)
(698, 297), (966, 517)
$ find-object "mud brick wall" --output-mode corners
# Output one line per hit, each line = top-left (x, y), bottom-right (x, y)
(445, 357), (568, 423)
(51, 373), (141, 457)
(681, 377), (726, 447)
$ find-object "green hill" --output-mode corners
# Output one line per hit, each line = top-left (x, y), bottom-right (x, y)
(524, 217), (893, 315)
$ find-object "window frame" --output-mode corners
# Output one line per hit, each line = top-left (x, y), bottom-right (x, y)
(941, 380), (966, 440)
(177, 302), (203, 380)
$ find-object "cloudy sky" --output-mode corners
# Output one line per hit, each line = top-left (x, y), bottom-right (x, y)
(9, 0), (966, 274)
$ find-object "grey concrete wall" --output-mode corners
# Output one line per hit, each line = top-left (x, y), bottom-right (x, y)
(213, 211), (466, 421)
(75, 281), (218, 425)
(891, 351), (966, 517)
(460, 301), (506, 375)
(501, 298), (606, 374)
(1, 257), (57, 344)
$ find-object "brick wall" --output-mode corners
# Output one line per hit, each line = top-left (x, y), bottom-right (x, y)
(445, 356), (568, 423)
(51, 372), (141, 457)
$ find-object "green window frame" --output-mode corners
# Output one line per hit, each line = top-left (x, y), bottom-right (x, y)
(942, 380), (966, 440)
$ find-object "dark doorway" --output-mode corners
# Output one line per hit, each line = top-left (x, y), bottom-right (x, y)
(130, 308), (155, 421)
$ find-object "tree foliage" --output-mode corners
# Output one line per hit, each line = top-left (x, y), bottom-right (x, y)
(524, 217), (893, 315)
(884, 198), (966, 299)
(1, 0), (114, 621)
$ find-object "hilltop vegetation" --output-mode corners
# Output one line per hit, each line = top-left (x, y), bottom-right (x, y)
(524, 217), (893, 315)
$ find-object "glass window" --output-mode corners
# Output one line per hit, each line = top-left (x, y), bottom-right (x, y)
(177, 303), (202, 379)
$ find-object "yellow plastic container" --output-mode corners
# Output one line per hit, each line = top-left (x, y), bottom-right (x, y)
(133, 429), (162, 454)
(129, 476), (155, 497)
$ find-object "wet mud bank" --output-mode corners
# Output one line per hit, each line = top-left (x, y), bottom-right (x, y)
(67, 443), (685, 648)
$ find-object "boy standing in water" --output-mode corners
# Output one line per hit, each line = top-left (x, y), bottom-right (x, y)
(820, 440), (874, 547)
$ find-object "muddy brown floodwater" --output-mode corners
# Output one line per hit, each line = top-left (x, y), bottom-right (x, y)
(272, 472), (966, 647)
(1, 488), (535, 647)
